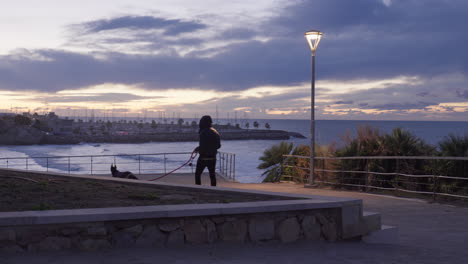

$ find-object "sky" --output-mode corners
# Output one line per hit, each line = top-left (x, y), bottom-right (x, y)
(0, 0), (467, 121)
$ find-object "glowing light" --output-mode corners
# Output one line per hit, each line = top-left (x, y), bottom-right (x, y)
(304, 30), (323, 54)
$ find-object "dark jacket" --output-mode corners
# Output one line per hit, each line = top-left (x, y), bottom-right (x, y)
(197, 127), (221, 157)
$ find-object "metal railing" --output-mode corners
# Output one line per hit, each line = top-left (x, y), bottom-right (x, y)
(281, 155), (468, 200)
(219, 152), (236, 182)
(0, 151), (236, 182)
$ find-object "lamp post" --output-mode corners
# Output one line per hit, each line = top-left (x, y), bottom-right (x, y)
(304, 30), (323, 185)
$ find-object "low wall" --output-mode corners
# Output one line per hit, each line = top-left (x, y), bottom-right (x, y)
(0, 208), (340, 253)
(0, 173), (370, 253)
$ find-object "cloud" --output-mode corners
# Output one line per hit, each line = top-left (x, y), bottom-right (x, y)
(0, 0), (467, 121)
(333, 101), (354, 105)
(366, 101), (435, 110)
(456, 89), (468, 99)
(219, 28), (257, 40)
(34, 93), (162, 103)
(77, 16), (206, 36)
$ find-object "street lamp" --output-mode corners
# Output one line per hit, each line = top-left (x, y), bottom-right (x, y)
(304, 30), (323, 185)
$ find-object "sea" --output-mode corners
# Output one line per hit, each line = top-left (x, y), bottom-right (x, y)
(0, 120), (466, 183)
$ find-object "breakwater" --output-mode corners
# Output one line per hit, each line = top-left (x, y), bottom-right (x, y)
(39, 129), (300, 145)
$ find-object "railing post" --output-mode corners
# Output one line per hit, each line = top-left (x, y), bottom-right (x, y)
(365, 160), (369, 192)
(138, 155), (141, 175)
(432, 160), (437, 202)
(6, 159), (8, 169)
(340, 159), (344, 187)
(230, 154), (233, 180)
(395, 159), (399, 191)
(26, 158), (28, 171)
(90, 156), (93, 175)
(68, 157), (71, 174)
(46, 157), (49, 172)
(163, 154), (167, 173)
(225, 153), (228, 179)
(220, 153), (223, 177)
(233, 154), (236, 181)
(322, 158), (325, 182)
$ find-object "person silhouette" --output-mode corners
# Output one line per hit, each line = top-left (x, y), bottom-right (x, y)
(194, 115), (221, 186)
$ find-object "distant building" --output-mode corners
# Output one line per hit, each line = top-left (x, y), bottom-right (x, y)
(24, 112), (74, 135)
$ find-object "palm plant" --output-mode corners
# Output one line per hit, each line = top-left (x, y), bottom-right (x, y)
(436, 134), (468, 194)
(258, 142), (293, 182)
(382, 128), (435, 191)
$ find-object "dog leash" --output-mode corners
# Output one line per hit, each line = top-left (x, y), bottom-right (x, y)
(148, 150), (198, 181)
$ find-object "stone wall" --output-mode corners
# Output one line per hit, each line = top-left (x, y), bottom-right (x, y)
(0, 209), (339, 253)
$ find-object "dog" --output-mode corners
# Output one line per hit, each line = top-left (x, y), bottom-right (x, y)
(110, 164), (138, 180)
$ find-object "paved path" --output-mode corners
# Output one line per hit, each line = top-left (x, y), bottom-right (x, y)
(4, 175), (468, 264)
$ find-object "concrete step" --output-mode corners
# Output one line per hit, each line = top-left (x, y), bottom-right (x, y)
(362, 211), (381, 234)
(342, 211), (381, 239)
(363, 225), (399, 244)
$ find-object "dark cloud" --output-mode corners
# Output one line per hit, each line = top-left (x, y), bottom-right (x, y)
(366, 101), (435, 110)
(334, 100), (354, 105)
(79, 16), (206, 36)
(219, 28), (257, 40)
(456, 89), (468, 99)
(1, 0), (467, 100)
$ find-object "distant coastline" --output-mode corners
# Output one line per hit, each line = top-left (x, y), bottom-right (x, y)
(0, 112), (306, 145)
(38, 129), (305, 145)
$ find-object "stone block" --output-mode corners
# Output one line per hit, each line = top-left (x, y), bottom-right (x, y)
(80, 239), (112, 251)
(219, 220), (247, 242)
(211, 216), (225, 224)
(278, 217), (300, 243)
(112, 231), (135, 248)
(204, 219), (217, 243)
(249, 217), (275, 241)
(0, 229), (16, 241)
(159, 222), (180, 232)
(184, 219), (207, 244)
(87, 227), (107, 236)
(123, 224), (143, 236)
(167, 230), (185, 246)
(301, 216), (321, 240)
(0, 244), (24, 253)
(28, 236), (71, 252)
(16, 229), (47, 246)
(321, 222), (338, 242)
(135, 225), (166, 247)
(60, 228), (81, 236)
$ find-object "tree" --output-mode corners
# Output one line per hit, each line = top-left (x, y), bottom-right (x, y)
(258, 142), (293, 182)
(106, 121), (112, 130)
(265, 123), (270, 130)
(438, 134), (468, 179)
(253, 121), (259, 129)
(138, 123), (144, 133)
(191, 121), (197, 127)
(439, 134), (468, 157)
(177, 118), (184, 126)
(151, 120), (157, 129)
(14, 115), (32, 126)
(235, 124), (240, 129)
(245, 122), (250, 129)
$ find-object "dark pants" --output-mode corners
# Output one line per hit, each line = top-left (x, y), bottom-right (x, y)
(195, 157), (217, 186)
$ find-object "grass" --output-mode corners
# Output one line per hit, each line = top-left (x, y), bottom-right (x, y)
(0, 170), (292, 212)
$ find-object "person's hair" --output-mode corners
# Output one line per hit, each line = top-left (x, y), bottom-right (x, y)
(199, 115), (213, 132)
